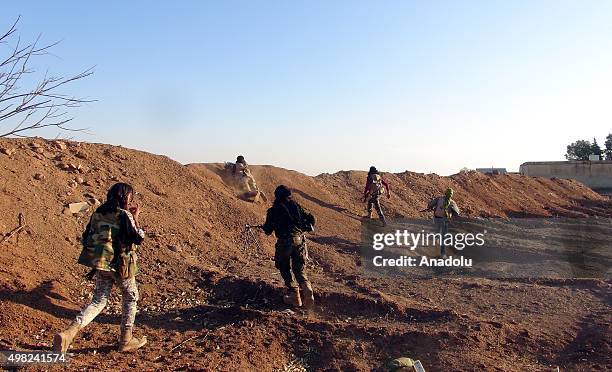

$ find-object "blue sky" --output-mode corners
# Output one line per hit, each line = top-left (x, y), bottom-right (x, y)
(3, 1), (611, 175)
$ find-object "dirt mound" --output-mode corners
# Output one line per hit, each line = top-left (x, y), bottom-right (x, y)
(0, 137), (609, 371)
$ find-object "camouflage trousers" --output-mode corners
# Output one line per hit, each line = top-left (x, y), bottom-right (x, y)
(367, 194), (386, 224)
(275, 235), (309, 289)
(75, 270), (139, 328)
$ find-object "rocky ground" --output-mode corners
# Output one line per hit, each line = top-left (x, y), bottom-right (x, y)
(0, 137), (610, 371)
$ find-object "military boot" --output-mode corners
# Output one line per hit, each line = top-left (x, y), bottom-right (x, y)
(118, 326), (147, 352)
(53, 321), (81, 353)
(300, 282), (315, 309)
(282, 287), (302, 307)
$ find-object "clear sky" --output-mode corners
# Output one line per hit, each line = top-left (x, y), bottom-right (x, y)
(3, 1), (611, 175)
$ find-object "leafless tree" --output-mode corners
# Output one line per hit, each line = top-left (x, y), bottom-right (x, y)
(0, 17), (94, 138)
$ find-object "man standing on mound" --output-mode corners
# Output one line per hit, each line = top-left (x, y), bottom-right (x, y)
(53, 183), (147, 353)
(363, 166), (391, 226)
(262, 185), (316, 308)
(426, 187), (461, 258)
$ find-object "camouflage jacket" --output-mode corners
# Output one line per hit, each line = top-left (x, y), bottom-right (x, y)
(78, 207), (145, 274)
(262, 201), (315, 240)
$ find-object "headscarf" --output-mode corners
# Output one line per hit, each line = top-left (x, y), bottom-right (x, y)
(274, 185), (291, 202)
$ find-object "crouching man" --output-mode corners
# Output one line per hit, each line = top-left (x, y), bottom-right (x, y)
(262, 185), (316, 308)
(53, 183), (147, 353)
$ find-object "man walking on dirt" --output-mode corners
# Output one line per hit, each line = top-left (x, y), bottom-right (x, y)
(262, 185), (316, 308)
(426, 187), (461, 258)
(53, 183), (147, 353)
(363, 166), (391, 226)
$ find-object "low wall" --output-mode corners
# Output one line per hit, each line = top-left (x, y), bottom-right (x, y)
(519, 161), (612, 189)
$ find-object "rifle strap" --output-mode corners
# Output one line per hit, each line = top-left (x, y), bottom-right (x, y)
(279, 202), (305, 235)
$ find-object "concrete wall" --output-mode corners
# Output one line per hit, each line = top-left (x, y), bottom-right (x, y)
(519, 161), (612, 189)
(476, 168), (508, 175)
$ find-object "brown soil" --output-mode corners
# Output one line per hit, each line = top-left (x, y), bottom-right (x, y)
(0, 137), (610, 371)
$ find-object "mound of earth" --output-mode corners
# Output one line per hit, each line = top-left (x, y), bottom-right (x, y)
(0, 137), (610, 371)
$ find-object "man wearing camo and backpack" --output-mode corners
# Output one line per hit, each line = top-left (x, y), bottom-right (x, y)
(426, 187), (461, 258)
(363, 166), (391, 226)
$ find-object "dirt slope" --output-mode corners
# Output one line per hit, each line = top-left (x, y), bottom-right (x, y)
(0, 137), (610, 371)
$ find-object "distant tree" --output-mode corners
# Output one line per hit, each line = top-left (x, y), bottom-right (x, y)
(590, 137), (602, 160)
(605, 133), (612, 160)
(0, 17), (94, 138)
(565, 140), (592, 160)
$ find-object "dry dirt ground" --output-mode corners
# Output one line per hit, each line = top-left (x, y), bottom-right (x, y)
(0, 138), (610, 371)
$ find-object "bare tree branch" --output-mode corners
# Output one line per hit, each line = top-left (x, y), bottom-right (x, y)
(0, 16), (19, 44)
(0, 17), (94, 138)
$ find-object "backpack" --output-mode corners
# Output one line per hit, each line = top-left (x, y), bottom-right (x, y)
(433, 197), (446, 218)
(369, 173), (386, 196)
(433, 197), (453, 218)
